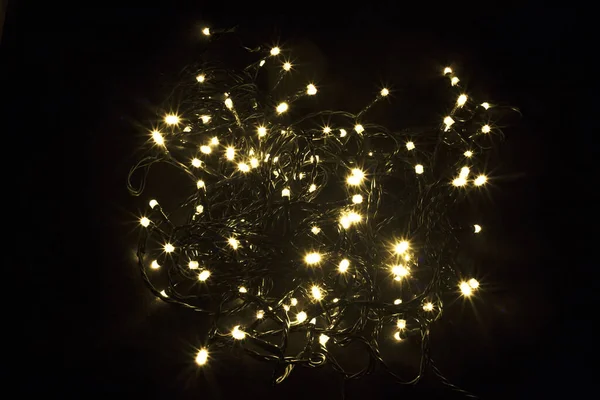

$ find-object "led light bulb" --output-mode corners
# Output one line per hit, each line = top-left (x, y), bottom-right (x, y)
(290, 298), (298, 306)
(451, 77), (460, 86)
(482, 125), (491, 133)
(415, 164), (424, 174)
(188, 261), (199, 269)
(307, 84), (317, 95)
(464, 150), (473, 158)
(152, 130), (164, 146)
(309, 184), (317, 192)
(192, 158), (202, 168)
(200, 145), (211, 154)
(354, 124), (364, 134)
(202, 27), (210, 36)
(165, 114), (180, 125)
(149, 199), (158, 209)
(195, 348), (208, 366)
(228, 237), (240, 250)
(453, 177), (467, 187)
(319, 334), (329, 345)
(164, 243), (175, 253)
(283, 62), (292, 71)
(352, 194), (363, 204)
(224, 98), (233, 109)
(474, 175), (487, 186)
(232, 325), (246, 340)
(468, 278), (480, 289)
(311, 285), (323, 300)
(397, 319), (406, 329)
(282, 188), (291, 198)
(151, 260), (160, 269)
(140, 217), (150, 227)
(380, 88), (389, 96)
(270, 47), (280, 56)
(276, 102), (288, 114)
(250, 158), (259, 168)
(394, 241), (409, 254)
(474, 224), (482, 233)
(340, 129), (347, 138)
(256, 310), (264, 319)
(444, 116), (454, 129)
(392, 265), (409, 277)
(305, 252), (321, 265)
(394, 299), (402, 305)
(239, 287), (247, 293)
(394, 331), (402, 341)
(323, 126), (331, 134)
(423, 302), (434, 311)
(338, 259), (349, 273)
(257, 126), (267, 137)
(460, 281), (473, 296)
(296, 311), (307, 323)
(459, 167), (470, 179)
(196, 74), (206, 83)
(198, 270), (210, 281)
(481, 102), (490, 109)
(201, 115), (211, 124)
(197, 180), (205, 189)
(406, 141), (415, 150)
(311, 226), (321, 234)
(457, 94), (468, 107)
(238, 163), (250, 172)
(443, 67), (453, 75)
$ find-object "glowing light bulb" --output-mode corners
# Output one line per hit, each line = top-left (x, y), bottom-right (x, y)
(296, 311), (307, 323)
(392, 265), (409, 277)
(200, 145), (211, 154)
(338, 259), (349, 273)
(482, 125), (491, 134)
(468, 278), (479, 289)
(283, 62), (292, 71)
(381, 88), (389, 96)
(256, 310), (264, 319)
(152, 130), (164, 146)
(474, 175), (487, 186)
(397, 319), (406, 329)
(319, 334), (329, 345)
(197, 180), (205, 189)
(195, 348), (208, 366)
(183, 126), (192, 132)
(311, 285), (323, 300)
(149, 199), (158, 209)
(238, 163), (250, 172)
(406, 141), (415, 150)
(239, 287), (247, 293)
(444, 116), (454, 130)
(164, 243), (175, 253)
(354, 124), (364, 134)
(188, 261), (199, 269)
(323, 126), (331, 134)
(460, 281), (473, 296)
(228, 237), (240, 250)
(198, 270), (210, 281)
(270, 47), (280, 56)
(160, 290), (167, 297)
(305, 252), (321, 265)
(224, 98), (233, 109)
(250, 158), (259, 168)
(201, 115), (211, 124)
(202, 27), (210, 36)
(459, 167), (470, 179)
(210, 137), (219, 146)
(340, 129), (347, 138)
(276, 102), (288, 114)
(192, 158), (202, 168)
(457, 94), (468, 107)
(340, 216), (351, 229)
(474, 224), (482, 233)
(232, 325), (246, 340)
(346, 168), (365, 186)
(291, 298), (298, 306)
(281, 188), (290, 198)
(394, 241), (409, 254)
(453, 177), (467, 187)
(394, 299), (402, 305)
(165, 114), (180, 125)
(140, 217), (150, 227)
(394, 331), (402, 341)
(444, 67), (453, 75)
(196, 74), (206, 83)
(352, 194), (363, 204)
(464, 150), (473, 158)
(423, 302), (434, 312)
(283, 304), (290, 311)
(307, 84), (317, 95)
(225, 147), (235, 160)
(151, 260), (160, 269)
(481, 102), (490, 109)
(415, 164), (424, 174)
(311, 226), (321, 234)
(451, 77), (460, 86)
(257, 126), (267, 137)
(196, 205), (204, 214)
(309, 184), (317, 192)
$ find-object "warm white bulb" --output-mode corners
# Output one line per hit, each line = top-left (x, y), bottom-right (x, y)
(482, 125), (491, 133)
(152, 130), (164, 146)
(444, 67), (452, 75)
(451, 77), (460, 86)
(323, 126), (331, 134)
(183, 126), (192, 132)
(392, 265), (409, 277)
(140, 217), (150, 227)
(192, 158), (202, 168)
(225, 147), (235, 160)
(423, 302), (434, 311)
(307, 84), (317, 95)
(459, 166), (470, 179)
(394, 241), (409, 254)
(311, 285), (323, 300)
(195, 348), (209, 365)
(352, 194), (363, 204)
(464, 150), (473, 158)
(457, 94), (468, 107)
(200, 145), (212, 154)
(481, 102), (490, 110)
(394, 299), (402, 305)
(338, 259), (350, 273)
(188, 261), (199, 269)
(283, 62), (292, 71)
(250, 157), (259, 168)
(256, 310), (264, 319)
(165, 114), (180, 125)
(444, 116), (455, 129)
(257, 126), (267, 137)
(239, 287), (247, 293)
(228, 237), (240, 250)
(380, 88), (389, 96)
(201, 115), (211, 124)
(276, 102), (288, 114)
(209, 137), (219, 146)
(232, 325), (246, 340)
(202, 27), (210, 36)
(319, 334), (329, 345)
(296, 311), (307, 323)
(340, 129), (347, 138)
(468, 278), (480, 289)
(474, 224), (482, 233)
(415, 164), (424, 174)
(160, 290), (167, 297)
(290, 298), (298, 306)
(394, 331), (402, 341)
(397, 319), (406, 329)
(196, 205), (204, 214)
(196, 74), (206, 83)
(282, 188), (291, 198)
(198, 270), (210, 281)
(149, 199), (158, 209)
(224, 98), (233, 109)
(406, 141), (415, 150)
(238, 163), (250, 172)
(164, 243), (175, 253)
(305, 252), (321, 265)
(460, 281), (473, 296)
(354, 124), (364, 134)
(453, 177), (467, 187)
(197, 180), (205, 189)
(151, 260), (160, 269)
(309, 184), (317, 192)
(311, 226), (321, 234)
(270, 47), (280, 56)
(474, 175), (487, 186)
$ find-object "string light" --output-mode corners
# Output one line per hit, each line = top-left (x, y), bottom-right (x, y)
(126, 28), (517, 392)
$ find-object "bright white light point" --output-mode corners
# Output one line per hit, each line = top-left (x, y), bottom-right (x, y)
(397, 319), (406, 329)
(423, 302), (434, 311)
(340, 216), (351, 229)
(189, 261), (199, 269)
(340, 129), (347, 137)
(460, 167), (470, 179)
(198, 270), (210, 281)
(306, 84), (317, 95)
(474, 224), (482, 233)
(283, 305), (290, 311)
(270, 47), (280, 56)
(406, 141), (415, 150)
(354, 124), (364, 134)
(339, 259), (350, 273)
(250, 158), (259, 168)
(238, 163), (250, 172)
(392, 265), (409, 277)
(151, 260), (160, 269)
(481, 102), (490, 110)
(468, 278), (479, 289)
(210, 137), (219, 146)
(444, 116), (454, 128)
(283, 62), (292, 71)
(352, 194), (363, 204)
(451, 77), (460, 86)
(347, 168), (365, 186)
(232, 325), (246, 340)
(311, 226), (321, 234)
(226, 147), (235, 160)
(311, 285), (323, 300)
(309, 184), (317, 192)
(482, 125), (491, 133)
(195, 348), (208, 366)
(394, 331), (402, 341)
(200, 145), (211, 154)
(152, 130), (164, 146)
(259, 60), (266, 67)
(197, 180), (205, 189)
(296, 311), (307, 323)
(319, 334), (329, 345)
(191, 158), (202, 168)
(276, 102), (288, 114)
(224, 98), (233, 109)
(305, 252), (321, 265)
(444, 67), (452, 75)
(474, 175), (487, 186)
(464, 150), (473, 158)
(183, 126), (192, 132)
(333, 298), (339, 303)
(256, 310), (264, 319)
(164, 243), (175, 253)
(257, 126), (267, 137)
(323, 126), (331, 134)
(457, 94), (468, 107)
(239, 287), (247, 293)
(149, 199), (158, 209)
(394, 299), (402, 305)
(196, 74), (205, 83)
(196, 205), (204, 214)
(395, 241), (409, 254)
(201, 115), (211, 124)
(165, 114), (180, 125)
(453, 177), (467, 187)
(291, 298), (298, 306)
(228, 237), (239, 250)
(415, 164), (424, 174)
(460, 281), (473, 296)
(381, 88), (389, 96)
(281, 188), (291, 198)
(140, 217), (150, 227)
(348, 212), (361, 223)
(202, 27), (210, 36)
(160, 290), (167, 297)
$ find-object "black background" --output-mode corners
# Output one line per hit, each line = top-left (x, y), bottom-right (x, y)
(5, 3), (589, 399)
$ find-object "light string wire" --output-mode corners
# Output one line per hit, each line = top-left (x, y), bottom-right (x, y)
(127, 27), (517, 397)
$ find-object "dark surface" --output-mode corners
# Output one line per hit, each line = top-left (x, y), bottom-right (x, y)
(6, 4), (587, 399)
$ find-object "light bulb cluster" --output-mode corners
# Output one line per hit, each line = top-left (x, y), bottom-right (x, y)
(128, 31), (515, 389)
